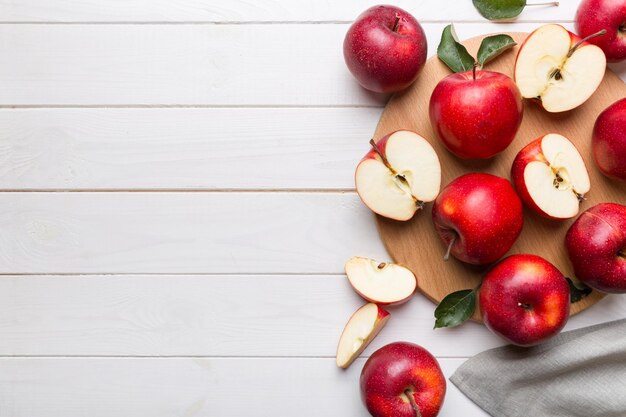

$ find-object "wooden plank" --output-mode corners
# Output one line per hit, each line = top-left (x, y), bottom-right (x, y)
(0, 357), (486, 417)
(0, 22), (593, 106)
(0, 274), (622, 358)
(0, 108), (380, 190)
(0, 192), (388, 274)
(0, 0), (575, 23)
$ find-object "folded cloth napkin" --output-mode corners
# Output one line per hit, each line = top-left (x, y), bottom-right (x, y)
(450, 318), (626, 417)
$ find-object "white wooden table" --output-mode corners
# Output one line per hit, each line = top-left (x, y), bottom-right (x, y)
(0, 1), (625, 415)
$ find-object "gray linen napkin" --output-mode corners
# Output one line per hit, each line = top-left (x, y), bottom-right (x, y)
(450, 318), (626, 417)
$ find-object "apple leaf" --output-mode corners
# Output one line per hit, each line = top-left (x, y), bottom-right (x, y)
(477, 34), (517, 67)
(437, 24), (476, 73)
(472, 0), (526, 20)
(434, 289), (476, 329)
(567, 278), (592, 304)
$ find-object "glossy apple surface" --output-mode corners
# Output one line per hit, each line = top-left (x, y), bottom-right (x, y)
(431, 173), (523, 265)
(565, 203), (626, 293)
(343, 5), (427, 93)
(480, 254), (570, 347)
(593, 98), (626, 180)
(360, 342), (446, 417)
(429, 70), (523, 159)
(576, 0), (626, 62)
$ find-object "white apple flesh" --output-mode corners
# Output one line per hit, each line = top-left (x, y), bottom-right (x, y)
(512, 133), (590, 219)
(345, 257), (417, 305)
(514, 24), (607, 112)
(355, 130), (441, 221)
(336, 303), (390, 369)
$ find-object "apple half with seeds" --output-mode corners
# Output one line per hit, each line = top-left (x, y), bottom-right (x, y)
(355, 130), (441, 221)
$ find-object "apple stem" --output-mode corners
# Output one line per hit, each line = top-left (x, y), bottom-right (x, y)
(518, 302), (532, 310)
(568, 29), (607, 57)
(443, 236), (456, 262)
(526, 1), (559, 6)
(369, 139), (396, 173)
(472, 62), (478, 80)
(404, 388), (423, 417)
(392, 15), (400, 32)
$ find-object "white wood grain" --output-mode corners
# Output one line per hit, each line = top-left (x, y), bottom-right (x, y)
(0, 22), (599, 106)
(0, 108), (379, 190)
(0, 0), (576, 23)
(0, 357), (486, 417)
(0, 192), (388, 274)
(0, 274), (623, 358)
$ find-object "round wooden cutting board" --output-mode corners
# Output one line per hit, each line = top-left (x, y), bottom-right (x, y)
(374, 32), (626, 321)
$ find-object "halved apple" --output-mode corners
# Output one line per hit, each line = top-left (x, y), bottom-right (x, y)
(336, 303), (390, 369)
(345, 257), (417, 305)
(355, 130), (441, 221)
(514, 24), (606, 112)
(512, 133), (590, 219)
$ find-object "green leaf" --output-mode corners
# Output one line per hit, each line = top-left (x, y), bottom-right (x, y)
(567, 278), (593, 304)
(434, 289), (476, 329)
(477, 34), (517, 67)
(437, 24), (476, 73)
(473, 0), (526, 20)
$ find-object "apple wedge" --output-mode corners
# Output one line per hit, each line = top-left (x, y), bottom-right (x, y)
(512, 133), (590, 219)
(336, 303), (390, 369)
(355, 130), (441, 221)
(514, 24), (607, 112)
(345, 257), (417, 305)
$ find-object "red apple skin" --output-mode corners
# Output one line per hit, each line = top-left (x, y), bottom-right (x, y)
(511, 136), (551, 217)
(360, 342), (446, 417)
(343, 5), (427, 93)
(565, 203), (626, 293)
(431, 173), (523, 265)
(575, 0), (626, 63)
(480, 254), (570, 347)
(429, 70), (523, 159)
(592, 98), (626, 180)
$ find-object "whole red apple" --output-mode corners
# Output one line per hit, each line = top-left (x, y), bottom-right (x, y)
(576, 0), (626, 62)
(429, 70), (523, 159)
(360, 342), (446, 417)
(343, 5), (427, 93)
(431, 173), (523, 265)
(565, 203), (626, 293)
(593, 98), (626, 180)
(480, 254), (570, 347)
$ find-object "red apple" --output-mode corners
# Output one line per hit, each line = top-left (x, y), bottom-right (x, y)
(592, 98), (626, 180)
(429, 70), (523, 159)
(576, 0), (626, 63)
(360, 342), (446, 417)
(565, 203), (626, 293)
(511, 133), (590, 220)
(431, 173), (523, 265)
(479, 254), (570, 347)
(515, 24), (606, 112)
(343, 5), (427, 93)
(355, 130), (441, 221)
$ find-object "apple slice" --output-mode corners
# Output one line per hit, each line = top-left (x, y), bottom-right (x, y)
(514, 24), (606, 112)
(336, 303), (390, 369)
(345, 257), (417, 305)
(512, 133), (590, 219)
(355, 130), (441, 221)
